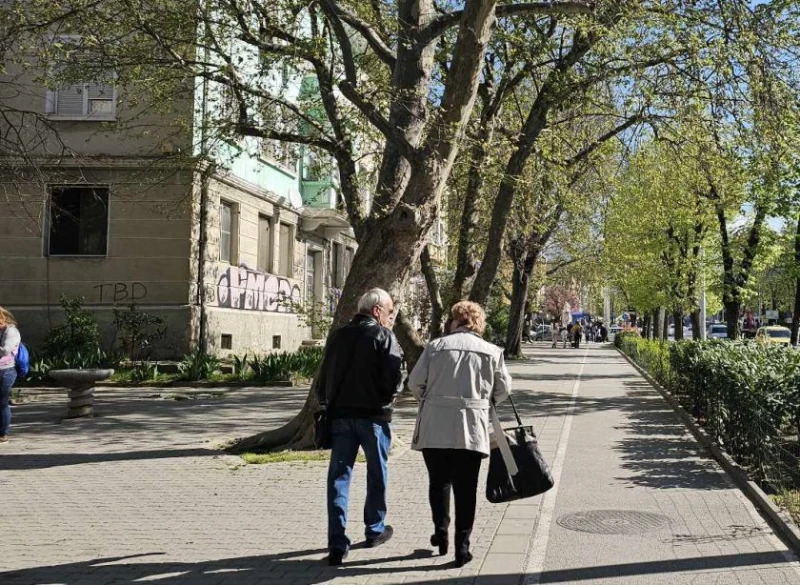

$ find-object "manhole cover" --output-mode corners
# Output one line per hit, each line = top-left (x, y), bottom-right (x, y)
(557, 510), (671, 534)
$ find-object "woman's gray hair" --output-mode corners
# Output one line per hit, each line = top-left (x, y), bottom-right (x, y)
(358, 288), (392, 314)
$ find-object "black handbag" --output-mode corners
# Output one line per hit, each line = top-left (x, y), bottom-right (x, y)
(314, 406), (333, 450)
(486, 394), (554, 503)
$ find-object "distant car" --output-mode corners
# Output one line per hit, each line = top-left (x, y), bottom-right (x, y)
(707, 324), (729, 339)
(609, 325), (622, 337)
(667, 324), (675, 337)
(755, 326), (792, 345)
(533, 324), (553, 342)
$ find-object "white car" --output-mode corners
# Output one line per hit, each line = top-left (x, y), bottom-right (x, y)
(707, 323), (728, 339)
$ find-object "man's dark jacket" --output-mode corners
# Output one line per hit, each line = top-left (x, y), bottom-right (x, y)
(317, 313), (403, 422)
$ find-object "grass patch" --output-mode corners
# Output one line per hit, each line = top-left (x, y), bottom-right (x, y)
(771, 492), (800, 524)
(241, 450), (367, 465)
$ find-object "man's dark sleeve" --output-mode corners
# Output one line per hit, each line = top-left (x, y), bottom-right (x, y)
(315, 330), (338, 404)
(379, 330), (404, 400)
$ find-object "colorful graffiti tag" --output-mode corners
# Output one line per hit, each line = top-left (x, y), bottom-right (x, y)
(216, 265), (302, 312)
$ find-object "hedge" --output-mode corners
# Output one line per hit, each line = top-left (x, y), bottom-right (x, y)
(616, 332), (800, 501)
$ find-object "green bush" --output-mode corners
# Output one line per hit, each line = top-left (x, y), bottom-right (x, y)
(292, 346), (324, 379)
(250, 353), (294, 383)
(178, 349), (220, 381)
(248, 346), (324, 383)
(41, 295), (120, 370)
(232, 353), (251, 381)
(619, 337), (800, 489)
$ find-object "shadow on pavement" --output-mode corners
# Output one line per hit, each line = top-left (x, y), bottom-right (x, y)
(1, 549), (794, 585)
(0, 447), (218, 471)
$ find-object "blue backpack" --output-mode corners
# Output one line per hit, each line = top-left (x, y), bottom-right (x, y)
(1, 328), (28, 378)
(15, 343), (30, 377)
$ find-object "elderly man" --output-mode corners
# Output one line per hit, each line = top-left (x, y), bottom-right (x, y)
(317, 288), (404, 566)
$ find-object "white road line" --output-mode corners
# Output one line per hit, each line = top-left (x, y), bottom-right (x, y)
(522, 347), (588, 585)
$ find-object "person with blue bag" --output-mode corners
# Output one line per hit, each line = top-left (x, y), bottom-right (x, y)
(0, 306), (28, 444)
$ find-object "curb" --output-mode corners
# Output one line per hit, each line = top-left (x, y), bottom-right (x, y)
(616, 348), (800, 554)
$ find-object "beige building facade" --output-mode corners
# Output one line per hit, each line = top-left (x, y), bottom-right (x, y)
(0, 45), (356, 359)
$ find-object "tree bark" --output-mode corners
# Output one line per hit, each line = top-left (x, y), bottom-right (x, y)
(714, 198), (766, 340)
(642, 313), (651, 339)
(792, 214), (800, 346)
(690, 309), (702, 340)
(505, 263), (529, 359)
(420, 245), (445, 338)
(673, 309), (684, 340)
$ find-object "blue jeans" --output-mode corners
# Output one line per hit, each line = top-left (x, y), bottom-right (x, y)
(327, 418), (391, 553)
(0, 367), (17, 437)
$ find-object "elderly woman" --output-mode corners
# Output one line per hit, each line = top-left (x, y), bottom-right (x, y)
(0, 306), (21, 444)
(408, 301), (512, 567)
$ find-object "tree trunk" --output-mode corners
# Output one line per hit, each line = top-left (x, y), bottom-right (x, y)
(505, 264), (529, 359)
(662, 308), (669, 340)
(691, 309), (702, 341)
(228, 0), (499, 453)
(642, 313), (651, 339)
(673, 309), (684, 340)
(724, 301), (741, 340)
(420, 245), (445, 338)
(792, 214), (800, 346)
(450, 124), (493, 302)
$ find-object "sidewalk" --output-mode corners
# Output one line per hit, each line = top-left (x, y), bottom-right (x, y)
(1, 344), (798, 584)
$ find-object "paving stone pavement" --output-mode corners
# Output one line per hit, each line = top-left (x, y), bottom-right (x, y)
(1, 344), (799, 585)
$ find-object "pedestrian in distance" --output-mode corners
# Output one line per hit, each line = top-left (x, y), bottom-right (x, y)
(0, 306), (21, 444)
(572, 321), (582, 349)
(561, 324), (569, 348)
(317, 288), (404, 566)
(409, 300), (512, 567)
(550, 320), (559, 348)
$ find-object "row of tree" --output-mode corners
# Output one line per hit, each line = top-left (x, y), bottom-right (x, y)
(3, 1), (799, 450)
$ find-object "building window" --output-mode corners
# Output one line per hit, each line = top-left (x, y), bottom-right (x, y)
(332, 243), (342, 288)
(48, 186), (109, 256)
(278, 222), (293, 277)
(220, 334), (233, 350)
(257, 214), (272, 273)
(46, 80), (117, 120)
(220, 201), (234, 263)
(344, 246), (355, 278)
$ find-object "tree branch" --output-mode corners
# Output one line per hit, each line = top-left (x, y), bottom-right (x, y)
(423, 1), (596, 42)
(338, 81), (420, 161)
(323, 0), (397, 69)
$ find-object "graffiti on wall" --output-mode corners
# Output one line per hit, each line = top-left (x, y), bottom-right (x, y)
(216, 265), (302, 312)
(94, 282), (148, 303)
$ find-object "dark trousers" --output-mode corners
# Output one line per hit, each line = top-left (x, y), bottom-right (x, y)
(422, 448), (483, 556)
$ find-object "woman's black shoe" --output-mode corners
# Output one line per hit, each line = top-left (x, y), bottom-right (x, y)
(430, 534), (449, 556)
(455, 551), (473, 568)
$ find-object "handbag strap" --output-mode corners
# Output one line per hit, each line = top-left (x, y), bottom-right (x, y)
(506, 393), (525, 427)
(491, 405), (519, 477)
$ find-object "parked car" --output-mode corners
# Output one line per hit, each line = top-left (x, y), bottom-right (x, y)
(707, 323), (729, 339)
(533, 324), (553, 342)
(609, 325), (622, 337)
(755, 326), (792, 345)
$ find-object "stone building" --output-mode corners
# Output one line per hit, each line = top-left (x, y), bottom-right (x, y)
(0, 35), (356, 358)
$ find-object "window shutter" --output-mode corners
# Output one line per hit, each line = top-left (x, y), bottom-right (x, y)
(56, 84), (85, 116)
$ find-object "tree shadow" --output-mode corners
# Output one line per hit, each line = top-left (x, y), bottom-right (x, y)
(0, 447), (218, 471)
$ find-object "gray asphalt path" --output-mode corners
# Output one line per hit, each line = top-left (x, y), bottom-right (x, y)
(518, 343), (800, 585)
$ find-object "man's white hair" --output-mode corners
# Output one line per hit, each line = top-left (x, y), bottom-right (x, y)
(358, 288), (392, 314)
